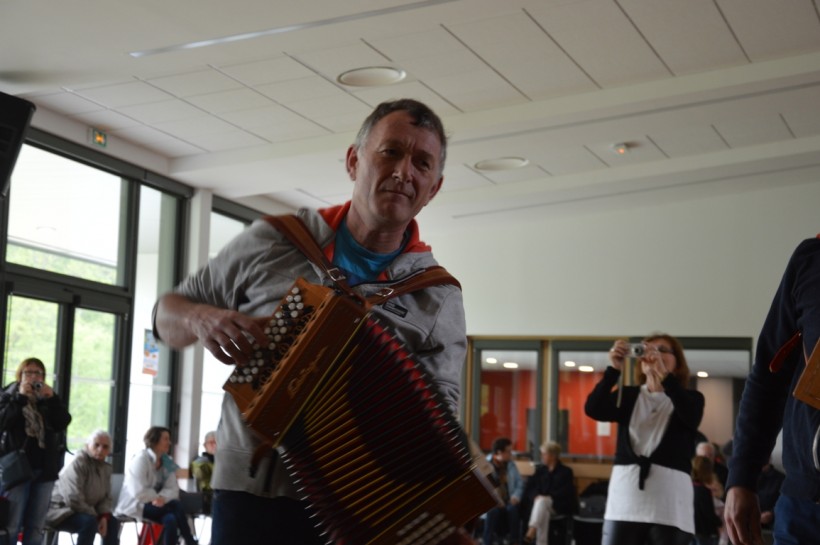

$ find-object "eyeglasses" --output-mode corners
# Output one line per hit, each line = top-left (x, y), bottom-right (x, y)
(655, 346), (675, 355)
(23, 370), (44, 376)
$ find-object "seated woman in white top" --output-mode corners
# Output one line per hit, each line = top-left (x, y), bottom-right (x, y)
(114, 426), (197, 545)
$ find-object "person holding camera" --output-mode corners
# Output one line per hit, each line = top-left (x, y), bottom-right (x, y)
(0, 357), (72, 545)
(585, 335), (704, 545)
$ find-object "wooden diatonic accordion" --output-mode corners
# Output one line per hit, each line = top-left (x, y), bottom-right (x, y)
(224, 278), (498, 545)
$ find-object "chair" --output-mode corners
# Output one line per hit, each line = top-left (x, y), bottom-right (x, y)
(112, 473), (166, 545)
(178, 491), (205, 541)
(547, 514), (571, 545)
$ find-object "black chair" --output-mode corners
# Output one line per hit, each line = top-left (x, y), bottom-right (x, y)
(548, 514), (572, 545)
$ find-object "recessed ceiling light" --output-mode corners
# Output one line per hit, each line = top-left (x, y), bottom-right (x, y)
(474, 157), (529, 171)
(485, 357), (497, 364)
(697, 371), (709, 378)
(578, 365), (595, 373)
(337, 66), (406, 87)
(502, 362), (519, 369)
(611, 142), (630, 155)
(564, 361), (576, 367)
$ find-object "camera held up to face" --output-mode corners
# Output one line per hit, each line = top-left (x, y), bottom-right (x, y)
(628, 343), (647, 358)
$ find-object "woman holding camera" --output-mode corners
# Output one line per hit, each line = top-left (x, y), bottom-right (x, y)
(585, 335), (704, 545)
(0, 357), (72, 545)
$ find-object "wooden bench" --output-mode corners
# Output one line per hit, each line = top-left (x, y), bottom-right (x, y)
(564, 459), (612, 495)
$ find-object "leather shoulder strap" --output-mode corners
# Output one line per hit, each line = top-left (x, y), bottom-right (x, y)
(263, 214), (460, 303)
(366, 266), (460, 305)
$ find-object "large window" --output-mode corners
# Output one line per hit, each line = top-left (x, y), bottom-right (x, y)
(6, 145), (126, 285)
(199, 211), (251, 437)
(1, 136), (190, 473)
(471, 340), (541, 456)
(3, 296), (59, 386)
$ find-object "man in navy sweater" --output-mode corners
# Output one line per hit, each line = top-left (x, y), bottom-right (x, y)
(725, 235), (820, 545)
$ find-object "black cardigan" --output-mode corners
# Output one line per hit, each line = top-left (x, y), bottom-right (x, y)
(585, 366), (704, 488)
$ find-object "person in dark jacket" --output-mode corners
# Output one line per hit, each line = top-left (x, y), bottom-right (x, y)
(522, 441), (576, 545)
(585, 334), (704, 545)
(724, 235), (820, 545)
(0, 357), (72, 545)
(692, 456), (722, 545)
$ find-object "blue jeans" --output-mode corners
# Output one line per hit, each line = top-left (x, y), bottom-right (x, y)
(142, 500), (195, 545)
(55, 513), (120, 545)
(773, 494), (820, 545)
(210, 490), (322, 545)
(1, 470), (54, 545)
(483, 502), (521, 545)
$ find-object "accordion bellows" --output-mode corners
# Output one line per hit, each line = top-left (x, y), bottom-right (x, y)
(224, 278), (497, 545)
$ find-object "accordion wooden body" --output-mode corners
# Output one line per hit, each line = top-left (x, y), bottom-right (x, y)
(224, 278), (498, 544)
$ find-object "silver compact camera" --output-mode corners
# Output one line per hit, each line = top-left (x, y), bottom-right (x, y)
(33, 381), (44, 391)
(628, 343), (647, 358)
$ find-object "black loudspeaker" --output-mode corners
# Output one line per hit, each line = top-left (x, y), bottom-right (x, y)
(0, 91), (36, 198)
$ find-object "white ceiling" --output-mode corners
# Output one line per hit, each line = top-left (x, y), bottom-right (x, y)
(3, 0), (820, 232)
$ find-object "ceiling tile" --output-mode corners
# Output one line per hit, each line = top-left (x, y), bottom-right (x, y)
(526, 0), (671, 87)
(425, 68), (527, 111)
(118, 100), (205, 124)
(368, 27), (468, 61)
(29, 92), (105, 115)
(256, 76), (342, 103)
(647, 126), (729, 157)
(532, 148), (610, 177)
(448, 11), (598, 99)
(185, 88), (274, 114)
(147, 69), (244, 98)
(110, 125), (204, 157)
(714, 114), (795, 148)
(70, 109), (143, 131)
(398, 49), (486, 81)
(218, 56), (316, 86)
(351, 81), (460, 115)
(250, 117), (330, 142)
(186, 130), (268, 153)
(73, 81), (173, 108)
(717, 0), (820, 61)
(286, 93), (371, 120)
(153, 115), (242, 141)
(781, 109), (820, 139)
(618, 0), (748, 75)
(219, 105), (313, 130)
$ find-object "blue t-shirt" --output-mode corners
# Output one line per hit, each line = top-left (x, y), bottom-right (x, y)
(332, 220), (406, 285)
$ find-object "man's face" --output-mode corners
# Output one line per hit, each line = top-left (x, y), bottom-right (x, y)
(346, 110), (444, 232)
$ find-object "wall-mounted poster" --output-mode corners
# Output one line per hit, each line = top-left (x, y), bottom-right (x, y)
(143, 329), (159, 376)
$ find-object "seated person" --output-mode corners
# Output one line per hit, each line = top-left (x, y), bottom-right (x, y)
(114, 426), (197, 545)
(522, 441), (576, 545)
(692, 455), (722, 545)
(190, 431), (216, 514)
(484, 437), (524, 545)
(46, 429), (120, 545)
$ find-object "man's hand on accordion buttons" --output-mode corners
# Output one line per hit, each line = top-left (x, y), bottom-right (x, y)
(191, 305), (268, 366)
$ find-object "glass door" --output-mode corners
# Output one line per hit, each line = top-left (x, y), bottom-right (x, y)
(2, 288), (127, 466)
